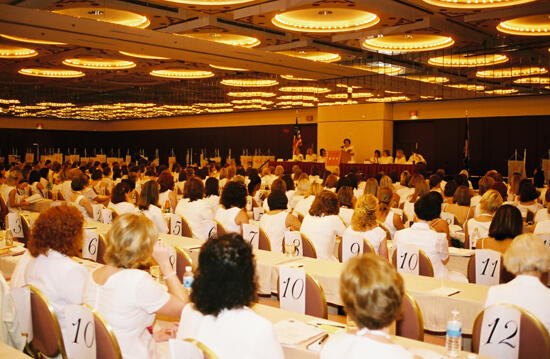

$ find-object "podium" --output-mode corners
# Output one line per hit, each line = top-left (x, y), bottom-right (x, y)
(507, 160), (525, 180)
(341, 150), (352, 164)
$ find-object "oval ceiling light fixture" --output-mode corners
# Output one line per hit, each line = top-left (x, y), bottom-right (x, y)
(325, 93), (349, 99)
(0, 45), (38, 58)
(276, 50), (341, 62)
(428, 53), (509, 67)
(446, 84), (485, 91)
(367, 96), (410, 102)
(63, 57), (136, 70)
(209, 64), (249, 71)
(352, 63), (404, 75)
(227, 91), (276, 97)
(279, 86), (331, 93)
(422, 0), (535, 8)
(277, 95), (319, 101)
(362, 34), (454, 53)
(52, 7), (150, 28)
(513, 77), (550, 84)
(18, 68), (85, 78)
(181, 33), (260, 47)
(272, 8), (379, 33)
(351, 92), (374, 98)
(119, 51), (169, 60)
(404, 75), (449, 83)
(497, 15), (550, 36)
(318, 100), (359, 106)
(476, 66), (547, 78)
(1, 34), (67, 45)
(220, 79), (279, 87)
(280, 75), (316, 81)
(150, 69), (214, 79)
(485, 88), (519, 94)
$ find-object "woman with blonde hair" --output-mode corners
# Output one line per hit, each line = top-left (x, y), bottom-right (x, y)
(289, 177), (309, 210)
(376, 187), (404, 239)
(293, 182), (322, 220)
(363, 178), (378, 197)
(465, 189), (502, 248)
(484, 233), (550, 334)
(84, 214), (187, 359)
(343, 195), (388, 258)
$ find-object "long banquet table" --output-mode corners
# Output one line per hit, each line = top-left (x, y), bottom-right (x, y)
(269, 161), (424, 177)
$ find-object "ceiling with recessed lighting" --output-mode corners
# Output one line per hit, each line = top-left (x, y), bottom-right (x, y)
(0, 0), (549, 120)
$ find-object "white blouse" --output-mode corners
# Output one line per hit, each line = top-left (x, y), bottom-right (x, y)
(293, 196), (315, 218)
(259, 211), (288, 253)
(175, 198), (215, 240)
(108, 201), (139, 216)
(215, 207), (243, 235)
(176, 304), (283, 359)
(321, 331), (413, 359)
(84, 269), (170, 359)
(343, 226), (386, 255)
(141, 204), (168, 234)
(300, 214), (346, 261)
(339, 207), (354, 227)
(535, 208), (550, 223)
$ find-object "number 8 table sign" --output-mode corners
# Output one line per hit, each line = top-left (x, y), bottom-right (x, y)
(479, 304), (520, 359)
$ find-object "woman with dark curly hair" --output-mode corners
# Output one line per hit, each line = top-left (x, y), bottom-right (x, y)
(157, 170), (177, 213)
(215, 181), (249, 234)
(176, 234), (283, 359)
(300, 190), (346, 261)
(12, 205), (87, 346)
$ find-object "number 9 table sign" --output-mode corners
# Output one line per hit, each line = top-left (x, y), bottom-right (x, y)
(82, 229), (99, 262)
(342, 233), (364, 263)
(278, 265), (306, 315)
(64, 305), (96, 359)
(479, 305), (520, 359)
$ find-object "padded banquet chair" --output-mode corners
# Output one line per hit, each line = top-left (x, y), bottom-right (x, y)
(396, 292), (424, 341)
(258, 227), (272, 251)
(299, 232), (317, 259)
(84, 304), (122, 359)
(175, 247), (194, 282)
(277, 273), (328, 319)
(467, 250), (515, 284)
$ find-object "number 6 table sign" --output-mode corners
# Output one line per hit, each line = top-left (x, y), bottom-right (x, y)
(475, 249), (501, 285)
(479, 305), (521, 359)
(278, 265), (306, 314)
(342, 233), (363, 263)
(7, 213), (24, 238)
(82, 229), (99, 262)
(243, 223), (260, 250)
(396, 244), (419, 275)
(64, 305), (96, 359)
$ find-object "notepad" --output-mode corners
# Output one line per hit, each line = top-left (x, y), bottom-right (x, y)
(274, 319), (325, 346)
(428, 286), (460, 297)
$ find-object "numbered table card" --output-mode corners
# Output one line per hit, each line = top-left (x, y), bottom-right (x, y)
(396, 244), (420, 275)
(279, 265), (306, 315)
(64, 305), (96, 359)
(284, 231), (302, 257)
(91, 204), (102, 222)
(475, 249), (501, 285)
(243, 223), (260, 250)
(253, 207), (265, 221)
(100, 209), (113, 224)
(342, 233), (364, 263)
(479, 305), (521, 359)
(170, 214), (183, 236)
(167, 245), (177, 272)
(206, 220), (217, 239)
(440, 212), (455, 226)
(83, 229), (99, 262)
(7, 213), (24, 238)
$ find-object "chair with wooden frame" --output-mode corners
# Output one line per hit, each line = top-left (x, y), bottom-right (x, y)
(467, 251), (515, 284)
(396, 292), (424, 341)
(83, 304), (122, 359)
(215, 220), (227, 237)
(179, 216), (194, 238)
(391, 249), (435, 277)
(175, 247), (194, 282)
(472, 303), (550, 359)
(258, 227), (272, 251)
(27, 285), (68, 359)
(276, 273), (328, 319)
(337, 237), (375, 262)
(183, 338), (219, 359)
(299, 232), (317, 259)
(57, 192), (65, 201)
(0, 195), (8, 223)
(20, 215), (32, 245)
(96, 234), (107, 265)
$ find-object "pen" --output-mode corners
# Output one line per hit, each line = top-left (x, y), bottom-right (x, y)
(317, 334), (329, 345)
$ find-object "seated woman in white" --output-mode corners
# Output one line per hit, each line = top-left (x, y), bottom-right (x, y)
(70, 173), (94, 220)
(289, 178), (309, 210)
(175, 177), (214, 240)
(84, 214), (187, 359)
(344, 195), (388, 258)
(318, 148), (327, 163)
(465, 189), (502, 249)
(138, 180), (168, 234)
(375, 187), (404, 240)
(337, 186), (355, 226)
(12, 205), (88, 350)
(259, 191), (301, 253)
(402, 181), (429, 227)
(321, 255), (414, 359)
(157, 170), (178, 214)
(1, 171), (29, 212)
(516, 179), (543, 219)
(300, 190), (346, 261)
(393, 149), (408, 164)
(215, 181), (249, 235)
(108, 182), (139, 215)
(294, 182), (322, 220)
(262, 178), (288, 212)
(204, 177), (221, 216)
(379, 150), (393, 165)
(28, 170), (46, 198)
(484, 233), (550, 334)
(177, 234), (283, 359)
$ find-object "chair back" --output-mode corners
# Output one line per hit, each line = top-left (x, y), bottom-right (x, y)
(258, 227), (272, 251)
(169, 338), (218, 359)
(0, 195), (8, 221)
(467, 250), (515, 284)
(84, 304), (122, 359)
(391, 249), (434, 277)
(276, 273), (327, 319)
(28, 285), (67, 359)
(184, 338), (219, 359)
(396, 292), (424, 341)
(300, 232), (317, 259)
(20, 215), (31, 245)
(215, 220), (227, 236)
(472, 304), (550, 359)
(175, 247), (194, 282)
(96, 234), (107, 265)
(180, 216), (194, 238)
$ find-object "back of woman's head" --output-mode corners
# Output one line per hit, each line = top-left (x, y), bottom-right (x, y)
(489, 204), (523, 241)
(414, 193), (441, 221)
(364, 178), (378, 196)
(351, 194), (377, 231)
(323, 174), (338, 189)
(337, 186), (354, 208)
(220, 181), (247, 209)
(453, 185), (472, 206)
(267, 190), (288, 211)
(491, 181), (508, 202)
(518, 179), (539, 202)
(28, 170), (41, 184)
(377, 186), (393, 213)
(510, 173), (523, 195)
(309, 190), (339, 217)
(504, 233), (550, 275)
(307, 182), (322, 198)
(71, 173), (89, 191)
(184, 177), (205, 202)
(205, 177), (219, 197)
(157, 170), (174, 192)
(478, 176), (495, 196)
(270, 178), (287, 193)
(105, 213), (156, 269)
(340, 254), (404, 330)
(138, 180), (159, 210)
(281, 174), (294, 191)
(295, 178), (310, 195)
(443, 180), (458, 197)
(111, 182), (130, 204)
(29, 204), (83, 258)
(379, 175), (392, 188)
(192, 234), (256, 316)
(411, 180), (429, 202)
(480, 189), (503, 214)
(247, 175), (261, 195)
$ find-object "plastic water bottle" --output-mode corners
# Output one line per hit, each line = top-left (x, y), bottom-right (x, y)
(183, 266), (194, 295)
(446, 310), (462, 357)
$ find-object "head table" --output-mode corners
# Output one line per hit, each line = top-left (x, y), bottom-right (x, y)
(269, 161), (424, 178)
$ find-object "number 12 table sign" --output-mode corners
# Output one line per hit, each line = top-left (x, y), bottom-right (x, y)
(479, 304), (520, 359)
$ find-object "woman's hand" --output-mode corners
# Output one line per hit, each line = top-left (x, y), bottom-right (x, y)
(152, 240), (173, 273)
(153, 323), (179, 342)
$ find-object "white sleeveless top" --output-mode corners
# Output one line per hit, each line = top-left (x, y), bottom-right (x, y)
(1, 185), (19, 213)
(466, 216), (492, 248)
(215, 207), (243, 235)
(259, 211), (288, 253)
(343, 226), (386, 255)
(384, 211), (398, 239)
(158, 190), (172, 211)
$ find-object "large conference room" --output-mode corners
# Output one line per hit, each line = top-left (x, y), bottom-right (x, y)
(1, 0), (550, 358)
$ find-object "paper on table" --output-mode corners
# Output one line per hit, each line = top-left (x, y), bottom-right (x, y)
(274, 319), (325, 346)
(25, 194), (43, 204)
(428, 286), (460, 297)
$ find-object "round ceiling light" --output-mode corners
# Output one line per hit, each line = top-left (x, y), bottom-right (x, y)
(209, 64), (249, 71)
(52, 7), (150, 28)
(181, 33), (260, 47)
(227, 92), (276, 97)
(513, 77), (550, 84)
(119, 51), (169, 60)
(0, 45), (37, 58)
(63, 57), (136, 69)
(404, 75), (449, 83)
(220, 79), (279, 87)
(279, 86), (331, 93)
(362, 34), (454, 53)
(276, 50), (341, 62)
(272, 8), (379, 33)
(476, 67), (547, 78)
(1, 34), (67, 45)
(485, 88), (518, 94)
(150, 69), (214, 79)
(18, 68), (85, 78)
(497, 15), (550, 36)
(352, 64), (404, 75)
(446, 84), (485, 91)
(421, 0), (535, 8)
(428, 53), (509, 67)
(281, 75), (316, 81)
